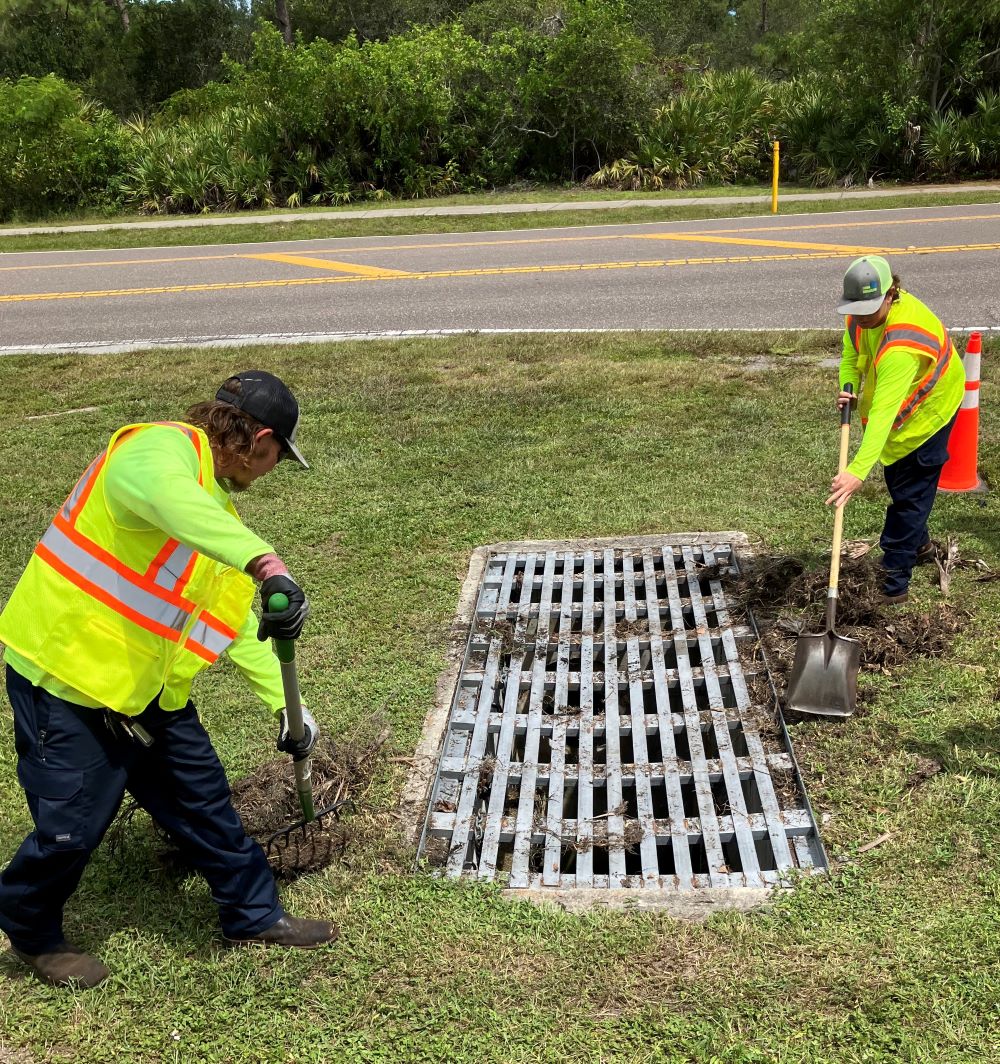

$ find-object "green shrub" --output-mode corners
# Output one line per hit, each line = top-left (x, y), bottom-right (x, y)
(588, 67), (773, 190)
(969, 90), (1000, 174)
(920, 111), (975, 181)
(516, 0), (655, 178)
(0, 74), (128, 221)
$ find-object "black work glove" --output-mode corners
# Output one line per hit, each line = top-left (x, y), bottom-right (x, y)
(257, 574), (309, 641)
(277, 705), (319, 761)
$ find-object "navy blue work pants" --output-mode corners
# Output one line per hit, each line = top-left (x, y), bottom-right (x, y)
(880, 417), (956, 596)
(0, 666), (283, 953)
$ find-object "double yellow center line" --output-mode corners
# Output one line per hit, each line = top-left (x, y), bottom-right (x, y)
(2, 217), (999, 304)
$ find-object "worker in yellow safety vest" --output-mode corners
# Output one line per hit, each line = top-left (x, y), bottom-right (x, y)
(0, 371), (338, 989)
(828, 256), (965, 603)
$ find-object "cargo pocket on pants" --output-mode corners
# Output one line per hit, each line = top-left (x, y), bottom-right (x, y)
(17, 761), (87, 852)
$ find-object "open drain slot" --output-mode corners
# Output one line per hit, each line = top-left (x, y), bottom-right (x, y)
(418, 539), (827, 893)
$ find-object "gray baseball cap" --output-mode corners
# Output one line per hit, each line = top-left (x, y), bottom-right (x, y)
(837, 256), (894, 315)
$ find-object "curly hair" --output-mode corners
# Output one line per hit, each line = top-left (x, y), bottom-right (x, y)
(185, 377), (266, 464)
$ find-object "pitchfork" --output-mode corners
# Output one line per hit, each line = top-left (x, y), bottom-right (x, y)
(264, 592), (350, 857)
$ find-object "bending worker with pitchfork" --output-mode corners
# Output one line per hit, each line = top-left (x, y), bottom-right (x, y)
(0, 371), (338, 989)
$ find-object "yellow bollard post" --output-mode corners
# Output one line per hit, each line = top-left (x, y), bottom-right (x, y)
(771, 140), (780, 214)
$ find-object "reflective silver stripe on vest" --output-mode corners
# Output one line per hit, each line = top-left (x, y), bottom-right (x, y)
(60, 457), (102, 520)
(894, 331), (951, 428)
(153, 542), (196, 591)
(39, 523), (191, 634)
(879, 326), (941, 352)
(185, 616), (234, 658)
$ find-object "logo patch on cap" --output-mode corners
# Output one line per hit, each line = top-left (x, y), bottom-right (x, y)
(861, 281), (878, 294)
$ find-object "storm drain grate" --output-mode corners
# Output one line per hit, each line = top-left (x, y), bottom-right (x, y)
(417, 538), (826, 893)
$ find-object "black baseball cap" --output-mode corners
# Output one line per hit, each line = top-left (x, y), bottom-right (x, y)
(216, 371), (308, 469)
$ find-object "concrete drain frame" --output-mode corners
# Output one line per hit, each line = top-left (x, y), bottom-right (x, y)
(403, 534), (827, 913)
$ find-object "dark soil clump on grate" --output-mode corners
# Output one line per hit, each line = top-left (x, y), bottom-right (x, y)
(616, 617), (650, 640)
(717, 553), (966, 695)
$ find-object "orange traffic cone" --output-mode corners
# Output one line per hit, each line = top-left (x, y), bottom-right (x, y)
(939, 331), (986, 493)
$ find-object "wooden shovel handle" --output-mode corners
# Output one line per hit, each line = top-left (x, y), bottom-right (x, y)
(829, 384), (854, 595)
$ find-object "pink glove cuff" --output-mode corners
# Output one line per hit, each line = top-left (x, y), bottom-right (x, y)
(247, 553), (289, 582)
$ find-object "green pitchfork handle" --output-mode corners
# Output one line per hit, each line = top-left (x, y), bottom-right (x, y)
(268, 592), (316, 824)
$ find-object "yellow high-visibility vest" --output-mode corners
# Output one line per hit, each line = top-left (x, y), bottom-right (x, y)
(0, 422), (255, 714)
(844, 291), (965, 455)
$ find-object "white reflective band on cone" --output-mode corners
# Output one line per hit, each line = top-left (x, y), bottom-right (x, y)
(961, 350), (981, 410)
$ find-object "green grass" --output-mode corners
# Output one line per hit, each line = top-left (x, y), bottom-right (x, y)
(0, 332), (998, 1062)
(0, 181), (826, 228)
(2, 187), (999, 255)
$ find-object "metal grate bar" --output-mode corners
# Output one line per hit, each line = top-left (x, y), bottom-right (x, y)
(542, 558), (574, 884)
(663, 546), (731, 887)
(446, 554), (518, 874)
(575, 551), (596, 885)
(621, 551), (660, 882)
(436, 752), (796, 783)
(428, 808), (817, 840)
(478, 552), (539, 879)
(641, 548), (694, 887)
(509, 553), (557, 887)
(418, 538), (827, 897)
(603, 549), (627, 885)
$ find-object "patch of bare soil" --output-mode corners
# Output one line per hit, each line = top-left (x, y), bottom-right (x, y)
(718, 551), (968, 698)
(905, 755), (944, 790)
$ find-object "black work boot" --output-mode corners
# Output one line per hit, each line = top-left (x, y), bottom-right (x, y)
(12, 942), (110, 988)
(224, 915), (339, 949)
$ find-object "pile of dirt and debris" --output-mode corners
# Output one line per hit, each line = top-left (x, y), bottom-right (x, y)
(716, 546), (969, 690)
(110, 720), (390, 881)
(230, 723), (387, 878)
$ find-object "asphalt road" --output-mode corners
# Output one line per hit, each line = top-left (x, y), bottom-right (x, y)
(2, 203), (1000, 354)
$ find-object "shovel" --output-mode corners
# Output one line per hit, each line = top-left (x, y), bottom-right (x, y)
(263, 592), (348, 858)
(785, 384), (862, 718)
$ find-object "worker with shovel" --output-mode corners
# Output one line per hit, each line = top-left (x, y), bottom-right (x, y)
(828, 256), (965, 604)
(0, 371), (337, 990)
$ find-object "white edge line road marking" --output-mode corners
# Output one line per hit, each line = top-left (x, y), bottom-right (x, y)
(3, 326), (998, 358)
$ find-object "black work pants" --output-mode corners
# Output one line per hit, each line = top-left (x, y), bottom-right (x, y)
(880, 416), (956, 595)
(0, 666), (283, 953)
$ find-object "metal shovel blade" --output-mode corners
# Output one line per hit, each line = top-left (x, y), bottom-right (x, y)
(785, 628), (861, 718)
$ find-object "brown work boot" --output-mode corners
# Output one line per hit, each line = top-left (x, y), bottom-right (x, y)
(224, 915), (339, 949)
(879, 591), (909, 606)
(12, 943), (110, 988)
(916, 541), (937, 565)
